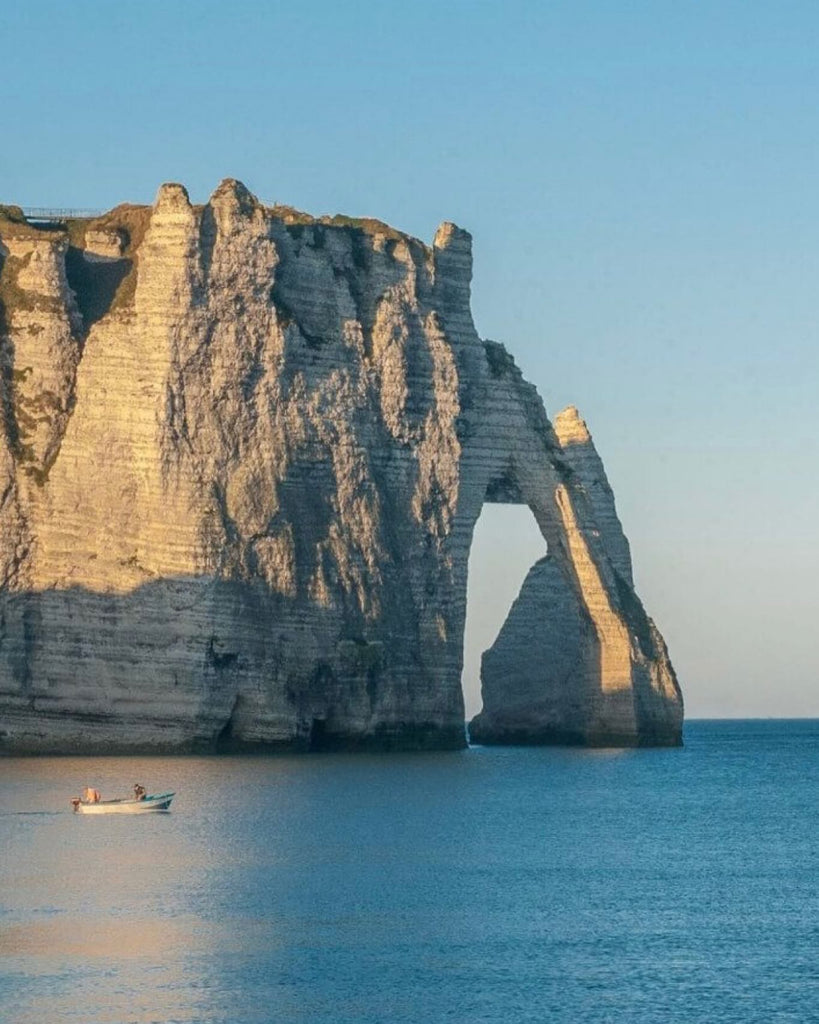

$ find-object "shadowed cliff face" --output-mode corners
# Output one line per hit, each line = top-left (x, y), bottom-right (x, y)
(0, 182), (682, 753)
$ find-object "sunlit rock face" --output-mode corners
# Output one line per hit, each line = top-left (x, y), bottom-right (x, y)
(469, 407), (683, 747)
(0, 182), (682, 752)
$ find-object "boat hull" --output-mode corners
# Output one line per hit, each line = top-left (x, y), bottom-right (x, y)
(74, 793), (174, 814)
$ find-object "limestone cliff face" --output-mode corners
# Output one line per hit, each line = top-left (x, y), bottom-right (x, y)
(0, 183), (682, 752)
(469, 407), (682, 747)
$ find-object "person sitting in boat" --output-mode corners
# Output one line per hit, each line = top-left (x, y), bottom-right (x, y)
(82, 786), (101, 803)
(133, 783), (146, 801)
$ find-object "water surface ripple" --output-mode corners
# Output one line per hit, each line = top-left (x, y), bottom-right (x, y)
(1, 720), (817, 1023)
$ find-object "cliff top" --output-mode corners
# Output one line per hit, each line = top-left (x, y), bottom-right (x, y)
(0, 179), (469, 258)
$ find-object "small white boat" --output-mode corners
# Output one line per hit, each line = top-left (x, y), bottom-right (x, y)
(71, 792), (175, 814)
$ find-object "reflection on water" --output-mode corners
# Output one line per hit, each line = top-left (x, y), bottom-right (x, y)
(0, 761), (222, 1023)
(0, 917), (210, 958)
(1, 723), (818, 1023)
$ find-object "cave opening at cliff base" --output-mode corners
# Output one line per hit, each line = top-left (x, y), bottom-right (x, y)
(462, 504), (546, 721)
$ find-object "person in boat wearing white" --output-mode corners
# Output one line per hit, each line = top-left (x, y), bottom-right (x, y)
(82, 787), (101, 803)
(133, 783), (146, 801)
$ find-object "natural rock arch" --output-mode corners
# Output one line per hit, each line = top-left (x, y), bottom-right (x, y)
(463, 407), (682, 746)
(459, 502), (546, 720)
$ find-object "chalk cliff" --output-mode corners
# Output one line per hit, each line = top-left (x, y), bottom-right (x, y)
(469, 407), (682, 746)
(0, 182), (682, 752)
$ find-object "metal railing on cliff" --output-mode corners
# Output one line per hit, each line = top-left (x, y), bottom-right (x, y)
(22, 208), (103, 223)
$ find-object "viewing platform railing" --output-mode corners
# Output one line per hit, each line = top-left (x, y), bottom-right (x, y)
(22, 208), (103, 223)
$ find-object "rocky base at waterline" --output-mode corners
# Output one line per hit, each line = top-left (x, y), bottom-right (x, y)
(0, 182), (683, 753)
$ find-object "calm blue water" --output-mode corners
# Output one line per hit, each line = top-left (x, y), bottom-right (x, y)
(1, 720), (817, 1023)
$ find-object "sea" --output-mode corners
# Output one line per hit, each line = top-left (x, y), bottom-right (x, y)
(0, 720), (816, 1024)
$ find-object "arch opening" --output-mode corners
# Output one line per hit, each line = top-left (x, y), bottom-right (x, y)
(461, 504), (547, 720)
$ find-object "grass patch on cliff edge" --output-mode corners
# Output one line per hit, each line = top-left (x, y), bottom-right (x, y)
(0, 206), (66, 246)
(267, 204), (407, 242)
(268, 204), (316, 226)
(65, 204), (152, 321)
(0, 204), (152, 321)
(320, 214), (404, 241)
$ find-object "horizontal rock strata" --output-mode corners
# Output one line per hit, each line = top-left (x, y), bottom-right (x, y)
(469, 407), (682, 747)
(0, 184), (682, 753)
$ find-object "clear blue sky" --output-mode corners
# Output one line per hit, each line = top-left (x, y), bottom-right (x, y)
(3, 0), (818, 717)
